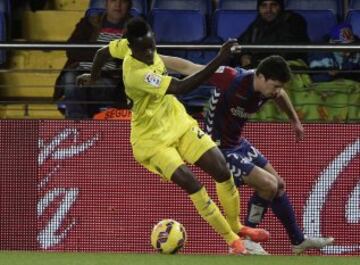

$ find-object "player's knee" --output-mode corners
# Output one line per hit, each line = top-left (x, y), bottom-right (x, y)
(171, 166), (202, 194)
(210, 155), (231, 182)
(276, 178), (286, 196)
(278, 178), (285, 191)
(213, 162), (231, 182)
(262, 177), (278, 198)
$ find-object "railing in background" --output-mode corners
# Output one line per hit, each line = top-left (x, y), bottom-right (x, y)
(0, 43), (359, 121)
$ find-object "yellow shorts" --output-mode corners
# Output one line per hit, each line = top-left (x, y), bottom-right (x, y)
(140, 126), (216, 181)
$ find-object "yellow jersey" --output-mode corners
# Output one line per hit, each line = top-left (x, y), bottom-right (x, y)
(108, 39), (197, 161)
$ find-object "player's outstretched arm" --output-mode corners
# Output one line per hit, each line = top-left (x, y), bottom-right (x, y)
(90, 46), (112, 83)
(76, 46), (112, 87)
(166, 40), (240, 95)
(160, 55), (205, 76)
(274, 89), (304, 141)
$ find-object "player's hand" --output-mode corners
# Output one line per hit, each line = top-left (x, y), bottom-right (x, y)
(292, 121), (304, 142)
(218, 39), (241, 60)
(76, 73), (93, 87)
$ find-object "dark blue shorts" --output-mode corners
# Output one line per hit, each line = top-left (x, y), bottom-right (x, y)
(222, 138), (268, 187)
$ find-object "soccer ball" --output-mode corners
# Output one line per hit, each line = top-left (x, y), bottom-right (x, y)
(150, 219), (187, 254)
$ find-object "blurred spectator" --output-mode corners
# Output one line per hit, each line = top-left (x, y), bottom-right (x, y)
(54, 0), (132, 119)
(309, 23), (360, 82)
(235, 0), (309, 68)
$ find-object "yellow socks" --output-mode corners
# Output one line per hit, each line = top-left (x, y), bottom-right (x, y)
(190, 187), (239, 245)
(216, 178), (243, 234)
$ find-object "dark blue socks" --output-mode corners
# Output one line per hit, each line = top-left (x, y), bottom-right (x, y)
(245, 192), (305, 245)
(245, 192), (270, 227)
(271, 193), (304, 245)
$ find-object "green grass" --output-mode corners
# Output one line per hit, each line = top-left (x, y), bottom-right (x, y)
(1, 252), (360, 265)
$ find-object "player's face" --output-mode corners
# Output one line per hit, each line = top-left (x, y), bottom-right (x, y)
(257, 74), (284, 97)
(130, 32), (156, 65)
(259, 1), (281, 22)
(106, 0), (130, 24)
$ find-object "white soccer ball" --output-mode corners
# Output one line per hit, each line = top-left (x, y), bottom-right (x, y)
(150, 219), (187, 254)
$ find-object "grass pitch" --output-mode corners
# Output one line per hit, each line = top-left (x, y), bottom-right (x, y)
(1, 252), (360, 265)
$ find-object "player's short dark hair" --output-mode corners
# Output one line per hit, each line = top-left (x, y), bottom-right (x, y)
(256, 55), (291, 83)
(125, 17), (152, 44)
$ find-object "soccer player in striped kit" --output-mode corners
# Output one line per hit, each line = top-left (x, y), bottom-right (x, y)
(162, 55), (334, 255)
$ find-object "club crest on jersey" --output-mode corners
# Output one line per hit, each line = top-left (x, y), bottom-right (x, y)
(144, 73), (162, 87)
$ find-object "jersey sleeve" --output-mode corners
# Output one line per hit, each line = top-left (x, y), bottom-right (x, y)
(127, 68), (172, 96)
(108, 39), (129, 59)
(208, 66), (237, 91)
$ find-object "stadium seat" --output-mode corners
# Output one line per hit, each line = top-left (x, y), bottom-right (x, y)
(349, 0), (360, 10)
(85, 7), (105, 16)
(346, 10), (360, 38)
(214, 9), (257, 41)
(0, 0), (10, 37)
(294, 10), (337, 43)
(149, 9), (206, 43)
(0, 0), (10, 19)
(54, 0), (88, 11)
(0, 71), (59, 98)
(22, 10), (84, 41)
(151, 0), (212, 16)
(217, 0), (258, 10)
(89, 0), (147, 16)
(89, 0), (104, 8)
(85, 7), (141, 17)
(286, 0), (342, 18)
(0, 12), (6, 64)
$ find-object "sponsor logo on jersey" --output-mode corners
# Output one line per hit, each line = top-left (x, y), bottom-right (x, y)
(230, 106), (250, 119)
(144, 73), (162, 87)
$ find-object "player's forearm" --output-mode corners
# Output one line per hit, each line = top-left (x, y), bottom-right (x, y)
(90, 46), (112, 83)
(168, 53), (226, 95)
(275, 90), (300, 123)
(160, 55), (204, 76)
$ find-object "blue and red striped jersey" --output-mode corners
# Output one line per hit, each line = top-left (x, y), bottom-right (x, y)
(205, 66), (270, 148)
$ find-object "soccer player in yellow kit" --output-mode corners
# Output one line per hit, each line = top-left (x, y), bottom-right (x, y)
(77, 17), (269, 254)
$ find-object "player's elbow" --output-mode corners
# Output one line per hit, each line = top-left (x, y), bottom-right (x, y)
(166, 78), (186, 95)
(95, 46), (111, 61)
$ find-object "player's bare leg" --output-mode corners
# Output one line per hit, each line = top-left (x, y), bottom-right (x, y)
(262, 164), (334, 254)
(171, 164), (247, 255)
(195, 147), (269, 243)
(242, 163), (334, 254)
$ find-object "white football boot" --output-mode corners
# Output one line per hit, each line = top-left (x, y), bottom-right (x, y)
(292, 236), (335, 255)
(243, 239), (270, 255)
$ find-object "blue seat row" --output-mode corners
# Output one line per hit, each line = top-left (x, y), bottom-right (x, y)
(0, 0), (9, 64)
(87, 7), (340, 44)
(350, 0), (360, 9)
(215, 9), (338, 43)
(0, 0), (10, 35)
(218, 0), (342, 18)
(85, 1), (360, 65)
(346, 10), (360, 38)
(89, 0), (359, 19)
(89, 0), (147, 17)
(0, 12), (6, 64)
